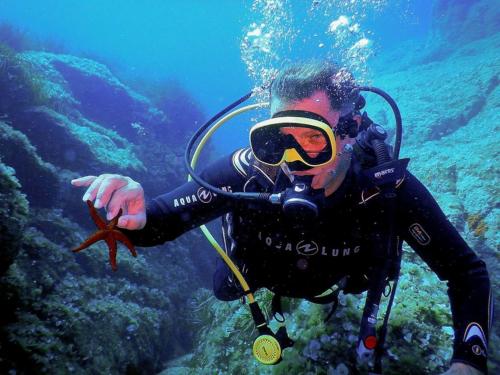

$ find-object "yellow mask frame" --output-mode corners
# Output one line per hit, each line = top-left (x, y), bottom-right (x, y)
(249, 116), (337, 168)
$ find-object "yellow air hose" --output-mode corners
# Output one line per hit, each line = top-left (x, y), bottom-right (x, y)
(188, 102), (268, 304)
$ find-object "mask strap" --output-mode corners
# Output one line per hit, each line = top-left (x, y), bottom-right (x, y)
(272, 110), (331, 126)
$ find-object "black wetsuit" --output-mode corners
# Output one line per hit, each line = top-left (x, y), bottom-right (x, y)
(126, 148), (492, 373)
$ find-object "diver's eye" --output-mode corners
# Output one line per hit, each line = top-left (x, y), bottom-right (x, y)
(309, 134), (323, 143)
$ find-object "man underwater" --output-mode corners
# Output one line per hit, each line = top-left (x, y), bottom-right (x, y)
(72, 62), (492, 374)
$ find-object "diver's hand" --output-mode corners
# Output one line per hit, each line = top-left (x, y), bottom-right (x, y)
(71, 174), (146, 230)
(439, 363), (484, 375)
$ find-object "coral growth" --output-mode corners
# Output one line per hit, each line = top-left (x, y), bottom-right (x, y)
(0, 25), (214, 375)
(170, 250), (455, 375)
(0, 43), (49, 114)
(466, 213), (488, 238)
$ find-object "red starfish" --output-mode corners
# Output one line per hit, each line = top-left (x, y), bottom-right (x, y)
(72, 200), (137, 271)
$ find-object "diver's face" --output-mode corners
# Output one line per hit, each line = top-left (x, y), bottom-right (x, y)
(271, 90), (355, 184)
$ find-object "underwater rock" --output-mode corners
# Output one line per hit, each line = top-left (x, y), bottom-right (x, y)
(372, 34), (499, 142)
(0, 161), (29, 274)
(5, 49), (201, 198)
(18, 51), (168, 142)
(12, 106), (145, 174)
(0, 45), (49, 115)
(0, 206), (202, 374)
(0, 121), (59, 207)
(0, 47), (190, 216)
(0, 39), (215, 374)
(371, 0), (499, 73)
(328, 363), (349, 375)
(431, 0), (499, 48)
(303, 338), (321, 360)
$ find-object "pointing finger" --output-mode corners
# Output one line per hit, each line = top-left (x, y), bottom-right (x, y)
(71, 176), (97, 187)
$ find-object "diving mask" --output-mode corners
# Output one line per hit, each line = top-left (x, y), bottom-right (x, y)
(249, 110), (337, 168)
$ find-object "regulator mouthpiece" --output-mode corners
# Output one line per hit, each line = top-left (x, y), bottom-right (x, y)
(281, 175), (324, 220)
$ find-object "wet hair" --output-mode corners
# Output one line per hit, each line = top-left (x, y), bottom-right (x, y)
(270, 61), (359, 115)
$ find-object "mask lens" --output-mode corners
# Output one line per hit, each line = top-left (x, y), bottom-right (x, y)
(280, 127), (328, 157)
(250, 126), (285, 165)
(251, 123), (334, 166)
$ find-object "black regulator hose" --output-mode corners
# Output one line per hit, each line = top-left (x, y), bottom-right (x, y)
(184, 90), (251, 197)
(356, 86), (402, 159)
(372, 139), (392, 164)
(184, 90), (270, 202)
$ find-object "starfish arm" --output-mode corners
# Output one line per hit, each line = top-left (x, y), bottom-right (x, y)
(112, 230), (137, 257)
(72, 230), (107, 252)
(104, 235), (118, 271)
(107, 208), (123, 229)
(87, 200), (107, 230)
(74, 203), (137, 271)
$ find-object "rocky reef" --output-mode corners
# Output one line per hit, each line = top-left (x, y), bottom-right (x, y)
(0, 38), (215, 374)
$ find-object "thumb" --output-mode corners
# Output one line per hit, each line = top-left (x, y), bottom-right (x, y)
(117, 213), (146, 230)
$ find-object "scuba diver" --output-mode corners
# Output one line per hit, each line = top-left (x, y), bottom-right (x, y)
(71, 61), (491, 374)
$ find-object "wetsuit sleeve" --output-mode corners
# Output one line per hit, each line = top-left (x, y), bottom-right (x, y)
(395, 172), (492, 373)
(122, 152), (247, 246)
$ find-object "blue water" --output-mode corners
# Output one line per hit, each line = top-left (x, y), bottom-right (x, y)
(0, 0), (433, 154)
(0, 1), (251, 111)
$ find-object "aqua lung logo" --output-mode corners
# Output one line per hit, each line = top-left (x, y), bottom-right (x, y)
(173, 193), (198, 207)
(296, 240), (319, 255)
(258, 232), (360, 257)
(464, 323), (488, 357)
(409, 223), (431, 245)
(472, 345), (486, 356)
(197, 187), (213, 203)
(173, 186), (232, 207)
(374, 168), (395, 179)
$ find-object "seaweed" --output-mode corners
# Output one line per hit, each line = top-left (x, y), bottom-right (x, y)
(0, 42), (49, 115)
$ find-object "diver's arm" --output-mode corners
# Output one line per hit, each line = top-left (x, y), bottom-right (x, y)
(395, 172), (491, 374)
(121, 152), (248, 246)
